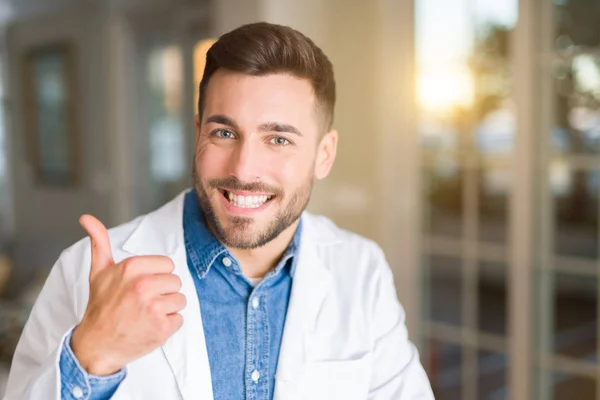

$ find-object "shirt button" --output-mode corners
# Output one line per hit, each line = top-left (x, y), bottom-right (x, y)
(72, 386), (84, 398)
(251, 369), (260, 382)
(252, 296), (260, 309)
(222, 257), (232, 267)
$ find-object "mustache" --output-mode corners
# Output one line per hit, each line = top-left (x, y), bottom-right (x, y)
(209, 177), (282, 196)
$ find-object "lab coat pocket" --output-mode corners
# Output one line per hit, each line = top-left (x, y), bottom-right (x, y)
(301, 353), (372, 400)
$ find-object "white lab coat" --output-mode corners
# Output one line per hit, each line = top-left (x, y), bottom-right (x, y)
(4, 192), (434, 399)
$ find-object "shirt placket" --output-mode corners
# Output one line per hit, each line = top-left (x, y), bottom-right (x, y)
(246, 289), (257, 400)
(248, 282), (276, 400)
(257, 289), (271, 400)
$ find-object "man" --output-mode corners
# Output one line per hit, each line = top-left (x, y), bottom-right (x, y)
(5, 22), (433, 399)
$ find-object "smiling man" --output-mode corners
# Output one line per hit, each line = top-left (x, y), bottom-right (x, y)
(5, 23), (433, 400)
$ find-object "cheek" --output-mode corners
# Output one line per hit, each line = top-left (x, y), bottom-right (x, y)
(196, 143), (232, 175)
(267, 152), (313, 188)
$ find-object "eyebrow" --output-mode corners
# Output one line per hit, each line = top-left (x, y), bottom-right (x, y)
(258, 122), (303, 137)
(205, 114), (303, 137)
(205, 114), (240, 130)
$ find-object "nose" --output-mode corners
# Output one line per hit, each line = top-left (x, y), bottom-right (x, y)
(228, 139), (264, 182)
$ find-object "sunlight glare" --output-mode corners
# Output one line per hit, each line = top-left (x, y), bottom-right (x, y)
(417, 67), (474, 115)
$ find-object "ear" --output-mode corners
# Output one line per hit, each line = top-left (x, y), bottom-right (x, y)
(314, 129), (338, 180)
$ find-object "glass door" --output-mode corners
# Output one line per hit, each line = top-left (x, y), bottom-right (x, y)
(416, 0), (517, 398)
(535, 0), (600, 398)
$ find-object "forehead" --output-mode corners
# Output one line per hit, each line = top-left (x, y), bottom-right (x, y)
(202, 70), (317, 128)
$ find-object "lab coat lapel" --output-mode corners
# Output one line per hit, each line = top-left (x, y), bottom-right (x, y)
(122, 192), (214, 400)
(274, 216), (333, 397)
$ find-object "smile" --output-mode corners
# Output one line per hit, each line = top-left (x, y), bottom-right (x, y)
(221, 190), (275, 209)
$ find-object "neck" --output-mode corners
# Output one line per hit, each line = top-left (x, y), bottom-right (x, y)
(227, 220), (300, 279)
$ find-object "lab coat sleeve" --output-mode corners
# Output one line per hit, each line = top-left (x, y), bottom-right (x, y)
(3, 249), (82, 400)
(368, 246), (435, 400)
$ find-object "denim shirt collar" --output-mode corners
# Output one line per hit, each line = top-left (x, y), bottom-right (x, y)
(183, 190), (302, 280)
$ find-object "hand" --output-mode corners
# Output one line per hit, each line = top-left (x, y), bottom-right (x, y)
(71, 215), (186, 376)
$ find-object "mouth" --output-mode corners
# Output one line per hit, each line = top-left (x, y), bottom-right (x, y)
(219, 189), (276, 209)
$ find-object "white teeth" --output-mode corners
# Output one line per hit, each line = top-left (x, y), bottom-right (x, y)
(226, 191), (272, 209)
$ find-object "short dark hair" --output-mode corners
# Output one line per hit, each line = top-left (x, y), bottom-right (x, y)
(198, 22), (336, 130)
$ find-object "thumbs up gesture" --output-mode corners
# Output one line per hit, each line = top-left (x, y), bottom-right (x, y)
(70, 215), (186, 376)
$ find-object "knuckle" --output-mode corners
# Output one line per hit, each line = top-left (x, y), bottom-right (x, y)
(120, 258), (138, 278)
(133, 278), (149, 296)
(147, 300), (161, 316)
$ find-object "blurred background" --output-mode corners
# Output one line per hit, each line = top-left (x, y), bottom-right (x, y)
(0, 0), (597, 399)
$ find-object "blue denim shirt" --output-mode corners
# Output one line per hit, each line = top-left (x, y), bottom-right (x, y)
(59, 330), (126, 399)
(184, 190), (299, 400)
(59, 190), (300, 400)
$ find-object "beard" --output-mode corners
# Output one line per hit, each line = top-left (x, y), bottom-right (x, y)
(192, 167), (312, 249)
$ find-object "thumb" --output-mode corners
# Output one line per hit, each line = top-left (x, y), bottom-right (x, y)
(79, 214), (114, 279)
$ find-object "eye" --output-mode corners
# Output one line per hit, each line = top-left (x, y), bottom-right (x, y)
(211, 129), (235, 139)
(270, 137), (291, 146)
